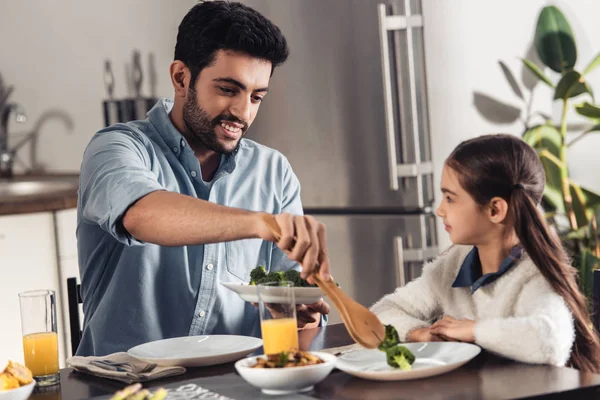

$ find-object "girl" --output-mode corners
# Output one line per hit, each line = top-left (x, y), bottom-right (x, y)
(371, 134), (600, 372)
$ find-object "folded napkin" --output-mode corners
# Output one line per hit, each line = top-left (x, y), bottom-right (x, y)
(67, 352), (186, 384)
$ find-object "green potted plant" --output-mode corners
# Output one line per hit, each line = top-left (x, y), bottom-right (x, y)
(520, 6), (600, 299)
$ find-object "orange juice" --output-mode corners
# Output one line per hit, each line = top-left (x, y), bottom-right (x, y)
(261, 318), (299, 354)
(22, 332), (59, 376)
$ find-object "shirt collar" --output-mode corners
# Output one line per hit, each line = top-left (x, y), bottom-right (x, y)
(147, 98), (239, 174)
(452, 245), (524, 293)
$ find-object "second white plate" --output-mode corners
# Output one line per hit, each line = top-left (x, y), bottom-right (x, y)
(335, 342), (481, 381)
(221, 282), (325, 304)
(127, 335), (263, 367)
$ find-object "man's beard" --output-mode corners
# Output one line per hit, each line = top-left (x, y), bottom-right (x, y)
(182, 92), (248, 154)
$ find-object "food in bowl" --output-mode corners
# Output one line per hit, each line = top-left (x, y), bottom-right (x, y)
(0, 361), (33, 391)
(235, 350), (336, 395)
(251, 349), (324, 368)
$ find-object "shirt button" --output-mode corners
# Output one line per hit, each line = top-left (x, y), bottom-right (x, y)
(199, 310), (206, 317)
(206, 263), (214, 271)
(173, 147), (178, 153)
(191, 171), (197, 177)
(181, 139), (186, 147)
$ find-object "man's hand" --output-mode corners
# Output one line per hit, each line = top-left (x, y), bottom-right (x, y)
(259, 213), (331, 285)
(406, 327), (445, 342)
(296, 299), (330, 330)
(429, 316), (476, 343)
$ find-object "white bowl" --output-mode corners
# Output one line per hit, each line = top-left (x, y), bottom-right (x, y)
(0, 381), (36, 400)
(234, 351), (336, 395)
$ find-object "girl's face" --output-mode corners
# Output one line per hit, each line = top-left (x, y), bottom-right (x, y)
(435, 165), (496, 245)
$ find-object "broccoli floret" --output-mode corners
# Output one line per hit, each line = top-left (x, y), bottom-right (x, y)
(283, 269), (302, 285)
(249, 266), (267, 285)
(377, 324), (400, 351)
(255, 271), (285, 285)
(385, 345), (415, 370)
(249, 267), (319, 287)
(283, 269), (316, 287)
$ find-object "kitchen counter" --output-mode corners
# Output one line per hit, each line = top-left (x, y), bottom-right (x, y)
(0, 173), (79, 215)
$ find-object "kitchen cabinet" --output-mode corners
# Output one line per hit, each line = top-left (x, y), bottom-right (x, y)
(54, 208), (81, 360)
(0, 212), (67, 367)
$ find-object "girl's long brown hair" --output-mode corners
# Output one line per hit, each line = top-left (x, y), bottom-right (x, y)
(446, 133), (600, 373)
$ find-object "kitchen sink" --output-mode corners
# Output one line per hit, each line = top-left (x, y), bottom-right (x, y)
(0, 175), (79, 200)
(0, 180), (76, 197)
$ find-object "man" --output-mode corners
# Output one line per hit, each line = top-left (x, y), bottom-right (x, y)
(76, 1), (330, 356)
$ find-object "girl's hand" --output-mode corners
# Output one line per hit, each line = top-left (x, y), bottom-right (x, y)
(429, 316), (476, 343)
(406, 327), (445, 342)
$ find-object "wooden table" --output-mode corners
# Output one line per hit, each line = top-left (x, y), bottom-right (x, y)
(30, 324), (600, 399)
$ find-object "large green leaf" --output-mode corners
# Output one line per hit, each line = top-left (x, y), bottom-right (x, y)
(521, 58), (555, 88)
(539, 149), (565, 213)
(583, 53), (600, 76)
(574, 102), (600, 119)
(553, 70), (594, 100)
(523, 124), (562, 157)
(535, 6), (577, 73)
(577, 250), (600, 299)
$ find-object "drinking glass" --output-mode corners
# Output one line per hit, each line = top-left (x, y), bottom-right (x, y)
(257, 281), (299, 355)
(18, 290), (60, 386)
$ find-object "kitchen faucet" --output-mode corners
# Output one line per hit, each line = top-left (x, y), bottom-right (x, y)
(0, 102), (27, 179)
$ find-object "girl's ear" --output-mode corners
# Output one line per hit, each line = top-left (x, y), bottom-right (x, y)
(487, 197), (509, 224)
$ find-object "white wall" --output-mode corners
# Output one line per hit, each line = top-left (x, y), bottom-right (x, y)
(423, 0), (600, 249)
(2, 0), (600, 250)
(0, 0), (196, 173)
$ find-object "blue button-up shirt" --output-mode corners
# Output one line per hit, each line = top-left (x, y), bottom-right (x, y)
(76, 99), (302, 356)
(452, 246), (524, 293)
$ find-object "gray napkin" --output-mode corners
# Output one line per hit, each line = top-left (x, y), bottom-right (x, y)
(67, 352), (186, 384)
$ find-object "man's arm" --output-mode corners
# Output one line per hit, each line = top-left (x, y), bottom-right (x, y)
(122, 190), (328, 279)
(122, 191), (271, 246)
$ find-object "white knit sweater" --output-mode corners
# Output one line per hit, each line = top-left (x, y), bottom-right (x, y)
(370, 245), (575, 366)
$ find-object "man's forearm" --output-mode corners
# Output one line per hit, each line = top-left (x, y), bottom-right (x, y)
(122, 190), (267, 246)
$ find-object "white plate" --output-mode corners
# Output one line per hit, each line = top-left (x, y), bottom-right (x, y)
(221, 282), (325, 305)
(235, 351), (337, 395)
(127, 335), (263, 367)
(336, 342), (481, 381)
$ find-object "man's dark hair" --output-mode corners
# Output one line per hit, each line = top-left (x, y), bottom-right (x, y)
(174, 1), (289, 85)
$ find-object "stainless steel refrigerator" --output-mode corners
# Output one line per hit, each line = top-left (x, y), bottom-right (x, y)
(241, 0), (438, 324)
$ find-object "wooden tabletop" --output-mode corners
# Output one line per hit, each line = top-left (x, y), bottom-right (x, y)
(30, 324), (600, 400)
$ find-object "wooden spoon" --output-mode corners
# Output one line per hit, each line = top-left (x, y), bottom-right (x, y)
(261, 214), (385, 349)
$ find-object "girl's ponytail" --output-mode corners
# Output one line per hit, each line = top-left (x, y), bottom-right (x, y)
(511, 187), (600, 373)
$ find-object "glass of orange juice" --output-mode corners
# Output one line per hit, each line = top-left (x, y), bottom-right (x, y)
(18, 290), (60, 386)
(257, 281), (298, 355)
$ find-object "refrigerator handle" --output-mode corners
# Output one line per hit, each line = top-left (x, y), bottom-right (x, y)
(394, 236), (406, 287)
(377, 4), (433, 191)
(377, 4), (399, 191)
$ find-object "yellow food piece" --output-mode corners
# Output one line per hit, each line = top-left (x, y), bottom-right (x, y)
(0, 372), (20, 391)
(5, 360), (33, 385)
